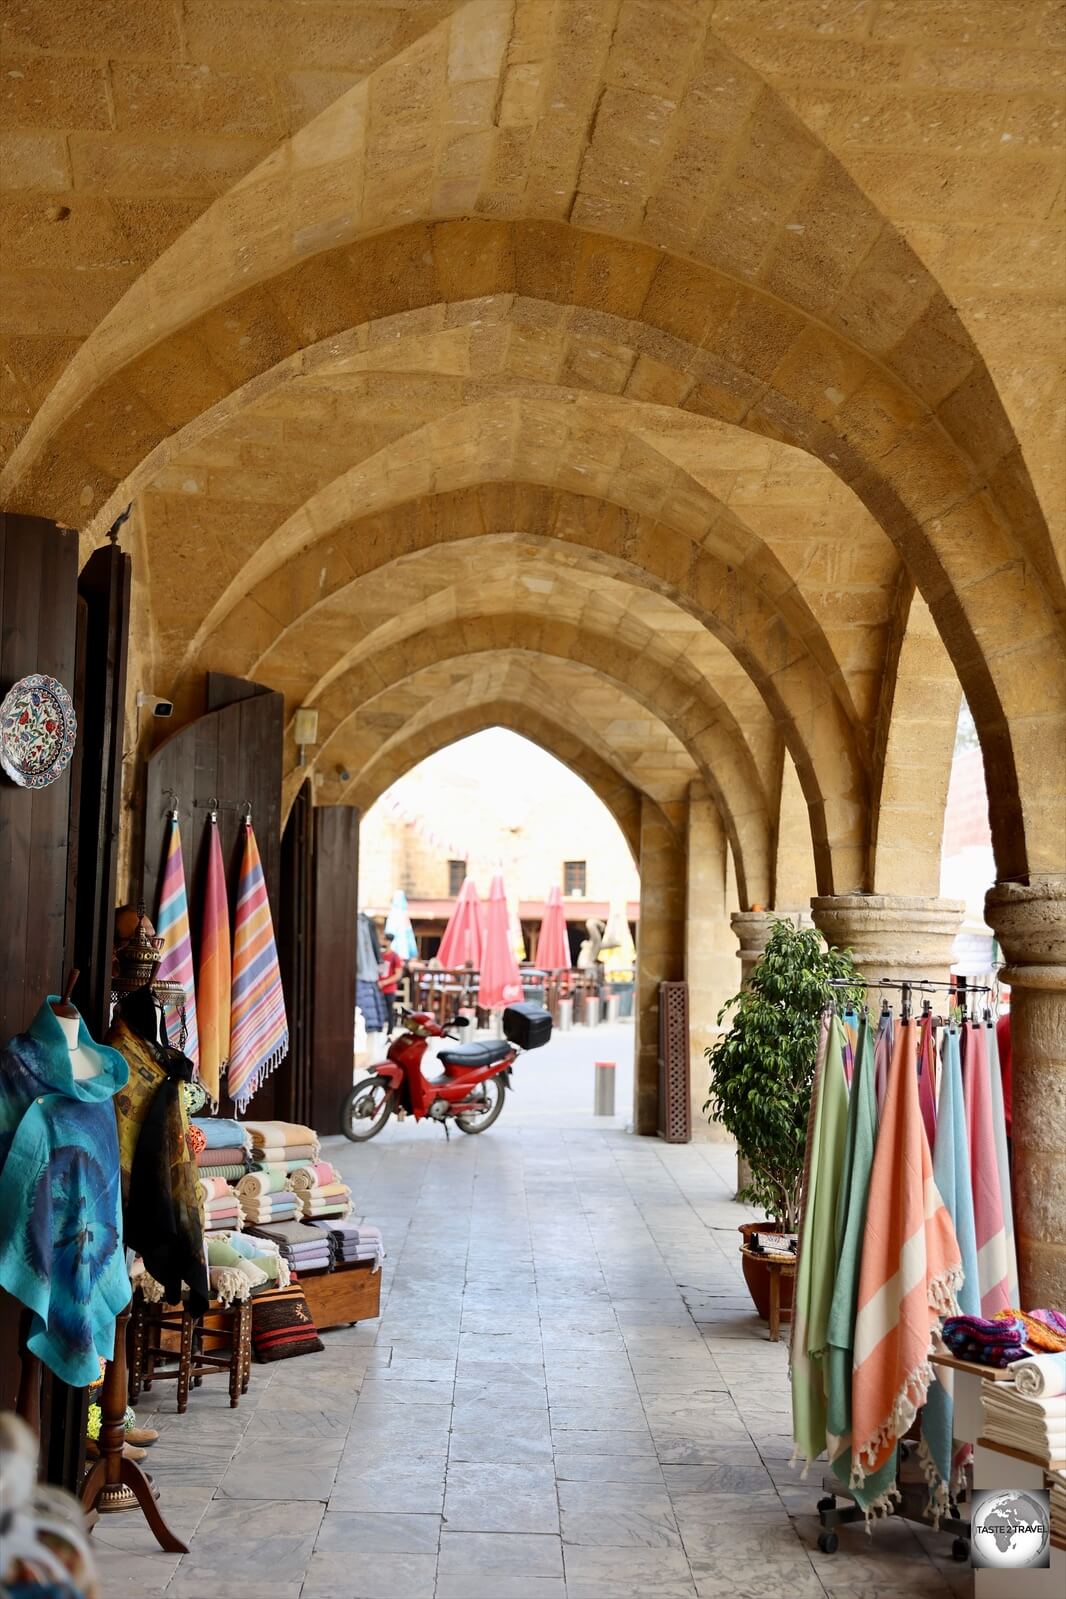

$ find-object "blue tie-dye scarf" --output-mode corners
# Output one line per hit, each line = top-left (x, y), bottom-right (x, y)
(0, 999), (130, 1386)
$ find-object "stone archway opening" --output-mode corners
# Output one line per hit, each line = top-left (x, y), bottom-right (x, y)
(357, 726), (643, 1130)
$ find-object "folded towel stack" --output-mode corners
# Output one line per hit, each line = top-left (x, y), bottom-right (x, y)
(244, 1121), (321, 1166)
(288, 1160), (353, 1219)
(238, 1189), (302, 1227)
(245, 1219), (334, 1274)
(994, 1307), (1066, 1353)
(1050, 1470), (1065, 1544)
(941, 1314), (1029, 1369)
(199, 1186), (243, 1234)
(981, 1381), (1066, 1462)
(308, 1219), (385, 1272)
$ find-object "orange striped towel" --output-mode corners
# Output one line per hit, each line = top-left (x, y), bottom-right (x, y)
(851, 1019), (962, 1496)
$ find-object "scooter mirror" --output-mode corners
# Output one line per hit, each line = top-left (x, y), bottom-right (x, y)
(448, 1015), (470, 1028)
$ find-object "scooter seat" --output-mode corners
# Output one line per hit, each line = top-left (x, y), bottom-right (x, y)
(436, 1041), (512, 1069)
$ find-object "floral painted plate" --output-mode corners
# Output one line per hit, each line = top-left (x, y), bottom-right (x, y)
(0, 673), (78, 788)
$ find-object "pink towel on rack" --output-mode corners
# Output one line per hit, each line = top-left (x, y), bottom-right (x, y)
(917, 1014), (937, 1153)
(962, 1021), (1011, 1317)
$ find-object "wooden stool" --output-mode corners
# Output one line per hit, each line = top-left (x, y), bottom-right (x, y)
(128, 1290), (252, 1411)
(740, 1247), (796, 1342)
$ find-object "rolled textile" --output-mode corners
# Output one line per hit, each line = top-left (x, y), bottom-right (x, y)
(237, 1167), (289, 1199)
(254, 1143), (317, 1164)
(1014, 1353), (1066, 1399)
(195, 1163), (248, 1181)
(196, 1145), (246, 1167)
(245, 1120), (318, 1150)
(289, 1161), (338, 1192)
(191, 1117), (250, 1152)
(196, 1175), (233, 1202)
(297, 1180), (349, 1202)
(209, 1230), (290, 1288)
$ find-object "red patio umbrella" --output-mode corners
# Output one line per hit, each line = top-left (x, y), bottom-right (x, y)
(478, 875), (524, 1010)
(437, 876), (483, 968)
(537, 884), (570, 971)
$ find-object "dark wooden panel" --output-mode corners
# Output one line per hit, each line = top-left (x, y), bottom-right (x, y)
(143, 680), (285, 1117)
(277, 780), (313, 1125)
(0, 513), (78, 1041)
(71, 546), (131, 1036)
(310, 804), (359, 1131)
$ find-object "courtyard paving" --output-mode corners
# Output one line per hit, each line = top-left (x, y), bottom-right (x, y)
(91, 1026), (972, 1598)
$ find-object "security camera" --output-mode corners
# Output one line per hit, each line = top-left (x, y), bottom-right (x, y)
(337, 766), (351, 782)
(136, 692), (174, 718)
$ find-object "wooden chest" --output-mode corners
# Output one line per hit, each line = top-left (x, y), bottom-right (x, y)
(297, 1261), (382, 1331)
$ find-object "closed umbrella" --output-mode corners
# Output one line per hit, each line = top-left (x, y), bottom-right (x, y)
(437, 877), (482, 968)
(478, 875), (524, 1010)
(385, 889), (418, 961)
(537, 885), (570, 971)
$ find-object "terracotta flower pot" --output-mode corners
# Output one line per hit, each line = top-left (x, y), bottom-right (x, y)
(739, 1219), (795, 1323)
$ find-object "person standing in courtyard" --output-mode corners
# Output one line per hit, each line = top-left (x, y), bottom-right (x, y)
(378, 932), (405, 1035)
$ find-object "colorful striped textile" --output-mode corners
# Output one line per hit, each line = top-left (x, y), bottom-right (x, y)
(825, 1015), (898, 1515)
(197, 815), (231, 1109)
(155, 814), (199, 1067)
(983, 1020), (1019, 1305)
(790, 1013), (850, 1469)
(917, 1014), (937, 1153)
(851, 1019), (961, 1504)
(228, 820), (289, 1113)
(962, 1021), (1011, 1316)
(920, 1025), (981, 1521)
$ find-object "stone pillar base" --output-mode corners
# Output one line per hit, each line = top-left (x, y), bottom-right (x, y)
(810, 893), (964, 993)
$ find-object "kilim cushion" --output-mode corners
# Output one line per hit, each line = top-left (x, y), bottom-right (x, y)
(250, 1284), (323, 1362)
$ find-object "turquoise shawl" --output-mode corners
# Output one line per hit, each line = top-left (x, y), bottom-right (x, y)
(0, 999), (130, 1386)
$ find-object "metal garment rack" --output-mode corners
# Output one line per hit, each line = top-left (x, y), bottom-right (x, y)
(813, 974), (996, 1559)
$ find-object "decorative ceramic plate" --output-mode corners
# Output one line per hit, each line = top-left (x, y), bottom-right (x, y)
(0, 673), (77, 788)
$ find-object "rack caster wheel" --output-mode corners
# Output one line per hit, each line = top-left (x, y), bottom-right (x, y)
(817, 1531), (839, 1554)
(952, 1538), (970, 1562)
(817, 1494), (836, 1512)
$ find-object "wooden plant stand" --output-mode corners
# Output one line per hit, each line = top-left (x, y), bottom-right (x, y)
(80, 1303), (187, 1554)
(740, 1246), (796, 1342)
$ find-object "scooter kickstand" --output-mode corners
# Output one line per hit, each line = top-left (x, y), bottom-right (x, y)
(443, 1119), (451, 1140)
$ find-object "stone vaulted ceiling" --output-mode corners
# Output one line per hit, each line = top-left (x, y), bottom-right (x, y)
(1, 0), (1063, 900)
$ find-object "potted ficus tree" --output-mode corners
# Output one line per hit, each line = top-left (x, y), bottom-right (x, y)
(704, 919), (863, 1319)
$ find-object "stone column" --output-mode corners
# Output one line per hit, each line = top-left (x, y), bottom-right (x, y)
(635, 795), (687, 1136)
(809, 893), (964, 1002)
(686, 784), (736, 1143)
(985, 882), (1066, 1307)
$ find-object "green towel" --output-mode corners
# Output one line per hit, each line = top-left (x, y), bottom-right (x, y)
(825, 1015), (898, 1512)
(791, 1012), (850, 1467)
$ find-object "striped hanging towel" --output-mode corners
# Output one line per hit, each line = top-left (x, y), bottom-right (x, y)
(228, 819), (288, 1113)
(851, 1019), (962, 1505)
(917, 1013), (937, 1152)
(197, 814), (231, 1110)
(155, 813), (199, 1068)
(962, 1020), (1011, 1316)
(920, 1025), (981, 1523)
(983, 1020), (1019, 1305)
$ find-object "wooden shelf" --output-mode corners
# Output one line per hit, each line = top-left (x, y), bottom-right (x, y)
(976, 1437), (1066, 1472)
(931, 1352), (1019, 1381)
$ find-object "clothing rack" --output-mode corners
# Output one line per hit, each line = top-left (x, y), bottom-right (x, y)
(826, 976), (993, 1022)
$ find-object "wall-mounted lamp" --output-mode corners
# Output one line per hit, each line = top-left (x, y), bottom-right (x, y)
(294, 706), (319, 767)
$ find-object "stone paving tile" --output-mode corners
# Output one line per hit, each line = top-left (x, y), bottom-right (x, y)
(117, 1118), (965, 1599)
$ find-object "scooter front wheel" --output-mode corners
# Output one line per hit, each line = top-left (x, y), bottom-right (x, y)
(340, 1077), (396, 1142)
(454, 1076), (506, 1134)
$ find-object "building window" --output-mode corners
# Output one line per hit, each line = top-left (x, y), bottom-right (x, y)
(563, 860), (587, 897)
(447, 859), (466, 896)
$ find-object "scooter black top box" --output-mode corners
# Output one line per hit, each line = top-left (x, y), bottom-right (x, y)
(502, 1002), (552, 1051)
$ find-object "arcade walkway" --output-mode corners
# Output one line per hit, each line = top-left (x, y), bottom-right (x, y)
(92, 1045), (971, 1598)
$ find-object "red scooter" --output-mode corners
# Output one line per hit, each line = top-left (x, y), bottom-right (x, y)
(340, 1002), (552, 1142)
